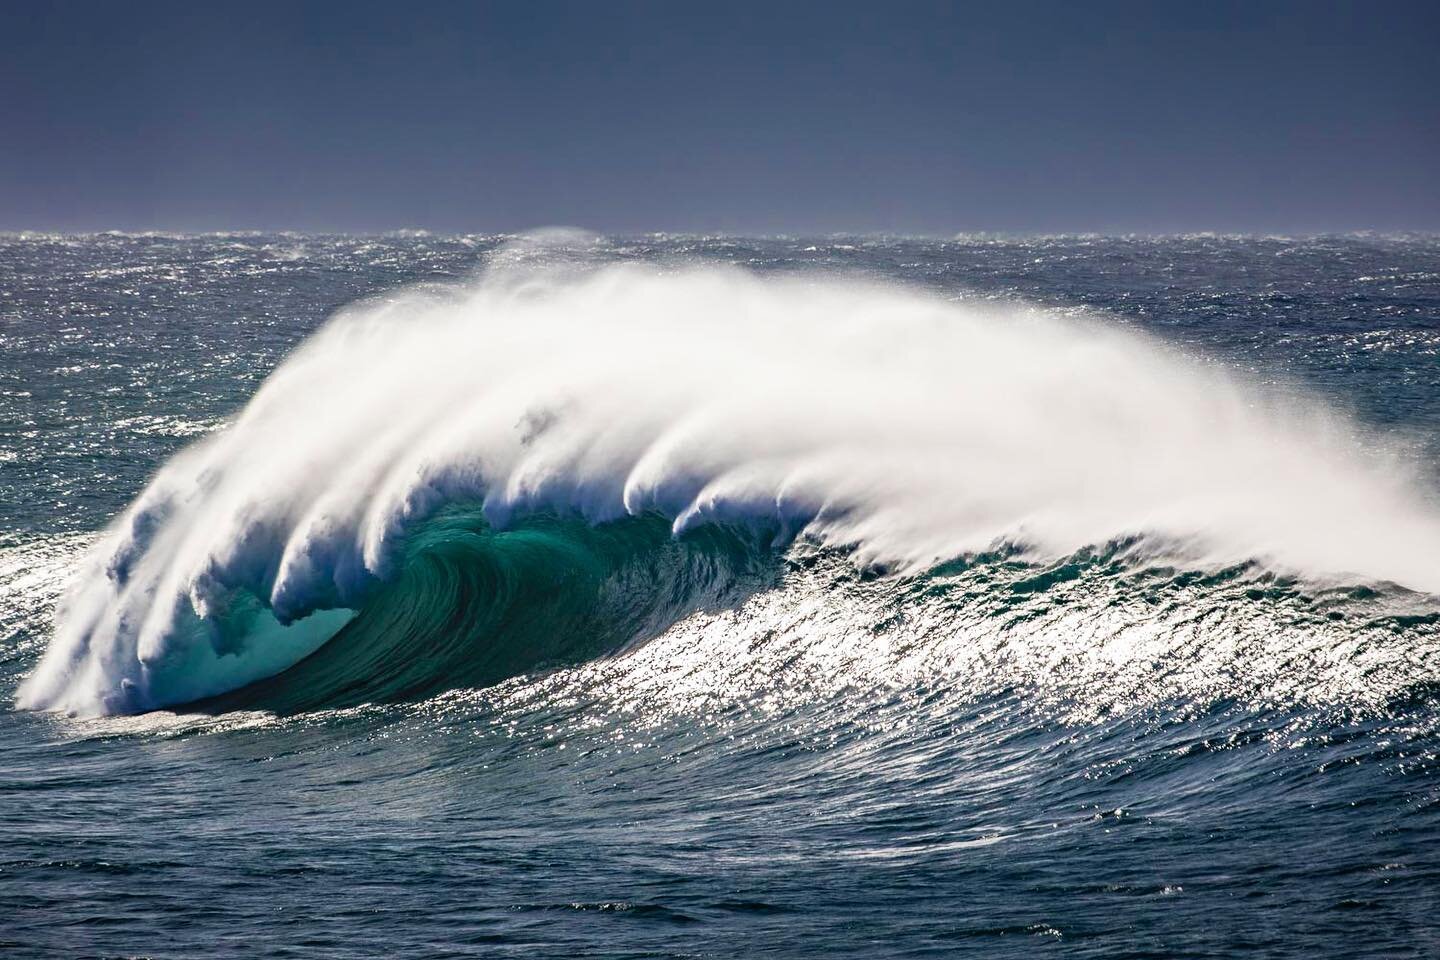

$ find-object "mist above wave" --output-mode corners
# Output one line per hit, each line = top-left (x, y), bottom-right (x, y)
(19, 250), (1440, 715)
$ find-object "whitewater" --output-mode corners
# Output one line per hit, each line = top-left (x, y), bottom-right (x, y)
(4, 232), (1440, 958)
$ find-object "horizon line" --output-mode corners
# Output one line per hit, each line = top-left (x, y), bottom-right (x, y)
(3, 228), (1438, 243)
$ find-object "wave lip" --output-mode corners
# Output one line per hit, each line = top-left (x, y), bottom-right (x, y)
(19, 258), (1440, 716)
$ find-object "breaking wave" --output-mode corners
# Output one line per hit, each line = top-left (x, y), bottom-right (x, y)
(19, 254), (1440, 716)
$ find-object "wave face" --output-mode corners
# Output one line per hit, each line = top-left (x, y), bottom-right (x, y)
(194, 511), (769, 715)
(18, 250), (1440, 715)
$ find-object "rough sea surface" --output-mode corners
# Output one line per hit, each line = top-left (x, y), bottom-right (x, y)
(3, 233), (1440, 958)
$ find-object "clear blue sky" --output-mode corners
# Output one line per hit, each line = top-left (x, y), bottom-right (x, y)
(2, 0), (1436, 234)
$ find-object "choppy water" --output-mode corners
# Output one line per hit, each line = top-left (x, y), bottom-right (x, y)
(3, 232), (1440, 958)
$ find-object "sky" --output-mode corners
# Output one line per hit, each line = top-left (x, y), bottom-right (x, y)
(1, 0), (1437, 235)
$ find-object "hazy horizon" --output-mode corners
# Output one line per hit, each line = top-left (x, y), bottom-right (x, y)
(3, 0), (1437, 235)
(5, 227), (1440, 241)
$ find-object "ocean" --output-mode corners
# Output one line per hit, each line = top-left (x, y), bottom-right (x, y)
(3, 232), (1439, 957)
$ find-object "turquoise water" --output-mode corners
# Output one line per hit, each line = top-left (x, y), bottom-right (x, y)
(3, 233), (1440, 957)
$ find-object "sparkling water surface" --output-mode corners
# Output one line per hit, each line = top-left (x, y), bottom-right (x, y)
(3, 234), (1439, 958)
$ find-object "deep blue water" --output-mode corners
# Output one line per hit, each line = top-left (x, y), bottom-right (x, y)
(3, 233), (1440, 958)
